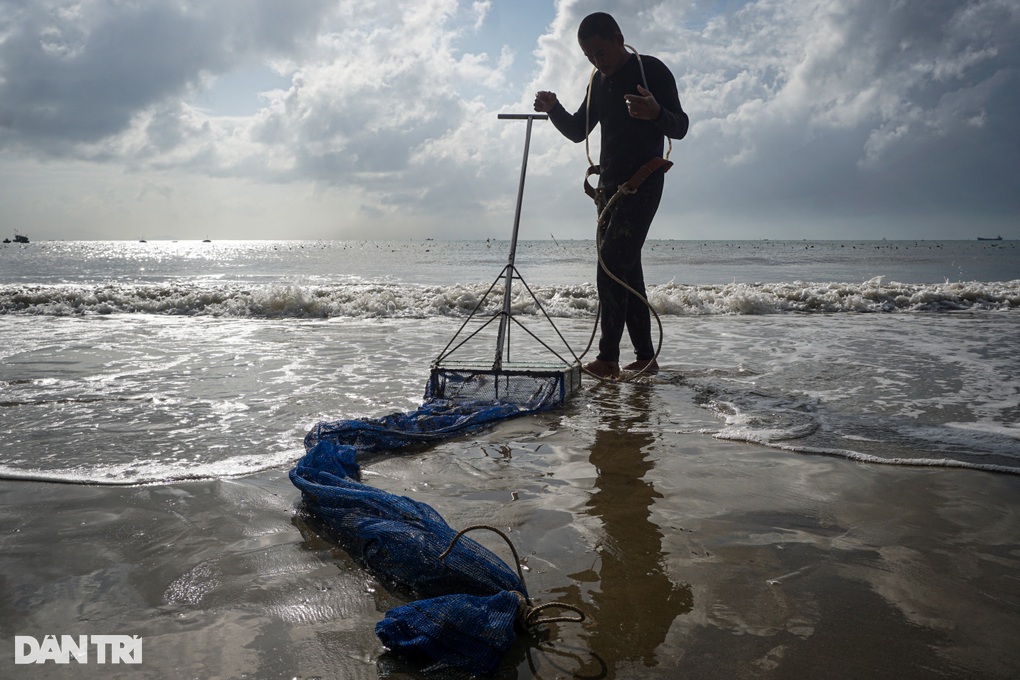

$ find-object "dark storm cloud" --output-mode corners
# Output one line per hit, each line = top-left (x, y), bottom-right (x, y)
(660, 0), (1020, 231)
(847, 0), (1020, 219)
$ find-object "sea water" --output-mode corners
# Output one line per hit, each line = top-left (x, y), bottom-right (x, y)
(2, 239), (1018, 482)
(2, 238), (1020, 679)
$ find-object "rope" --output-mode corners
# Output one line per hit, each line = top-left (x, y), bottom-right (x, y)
(515, 592), (586, 627)
(439, 524), (587, 629)
(579, 45), (669, 384)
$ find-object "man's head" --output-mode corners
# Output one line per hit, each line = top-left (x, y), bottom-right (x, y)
(577, 12), (629, 77)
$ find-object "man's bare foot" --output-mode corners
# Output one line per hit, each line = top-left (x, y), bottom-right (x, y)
(584, 359), (620, 379)
(623, 358), (659, 374)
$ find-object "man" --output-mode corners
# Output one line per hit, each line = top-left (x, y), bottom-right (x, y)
(535, 12), (688, 379)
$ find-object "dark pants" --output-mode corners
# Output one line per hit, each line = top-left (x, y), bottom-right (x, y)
(595, 172), (664, 363)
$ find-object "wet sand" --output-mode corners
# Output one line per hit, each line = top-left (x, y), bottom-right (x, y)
(2, 403), (1019, 679)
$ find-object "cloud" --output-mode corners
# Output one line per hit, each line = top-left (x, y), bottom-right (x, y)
(1, 0), (1018, 240)
(0, 0), (333, 153)
(651, 0), (1020, 229)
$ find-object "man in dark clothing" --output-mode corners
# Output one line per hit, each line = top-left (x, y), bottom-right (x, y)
(535, 12), (688, 379)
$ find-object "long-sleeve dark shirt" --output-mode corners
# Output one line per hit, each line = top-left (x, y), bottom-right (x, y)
(548, 53), (688, 187)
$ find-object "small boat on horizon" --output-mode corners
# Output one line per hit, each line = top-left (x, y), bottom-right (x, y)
(10, 233), (30, 244)
(977, 235), (1003, 241)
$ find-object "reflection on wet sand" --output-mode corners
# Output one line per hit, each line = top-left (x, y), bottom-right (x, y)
(575, 385), (693, 674)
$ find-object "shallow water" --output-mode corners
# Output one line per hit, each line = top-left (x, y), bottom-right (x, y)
(2, 311), (1016, 483)
(2, 405), (1018, 679)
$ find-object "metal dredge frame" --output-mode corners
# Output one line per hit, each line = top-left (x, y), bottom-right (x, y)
(429, 114), (582, 404)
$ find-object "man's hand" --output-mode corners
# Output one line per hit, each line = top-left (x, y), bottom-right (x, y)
(534, 91), (558, 113)
(624, 85), (661, 120)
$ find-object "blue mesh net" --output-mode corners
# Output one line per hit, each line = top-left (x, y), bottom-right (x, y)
(291, 439), (527, 600)
(376, 591), (522, 675)
(304, 399), (527, 454)
(290, 388), (570, 675)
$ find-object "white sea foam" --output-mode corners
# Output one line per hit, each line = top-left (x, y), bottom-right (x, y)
(0, 448), (303, 485)
(3, 279), (1017, 318)
(703, 386), (1020, 475)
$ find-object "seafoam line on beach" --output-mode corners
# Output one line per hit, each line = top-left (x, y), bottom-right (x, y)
(0, 448), (304, 486)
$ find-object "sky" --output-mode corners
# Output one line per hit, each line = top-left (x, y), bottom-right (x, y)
(1, 0), (1018, 242)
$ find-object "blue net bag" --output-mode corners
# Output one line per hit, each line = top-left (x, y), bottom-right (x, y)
(375, 591), (523, 675)
(290, 390), (584, 675)
(304, 399), (528, 453)
(291, 440), (527, 600)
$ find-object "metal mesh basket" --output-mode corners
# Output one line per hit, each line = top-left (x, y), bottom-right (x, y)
(428, 114), (582, 410)
(426, 361), (581, 410)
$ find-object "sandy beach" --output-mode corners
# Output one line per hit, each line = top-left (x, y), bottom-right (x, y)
(3, 399), (1018, 679)
(3, 240), (1018, 677)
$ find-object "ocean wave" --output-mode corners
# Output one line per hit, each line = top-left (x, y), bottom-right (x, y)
(652, 277), (1020, 314)
(2, 278), (1018, 318)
